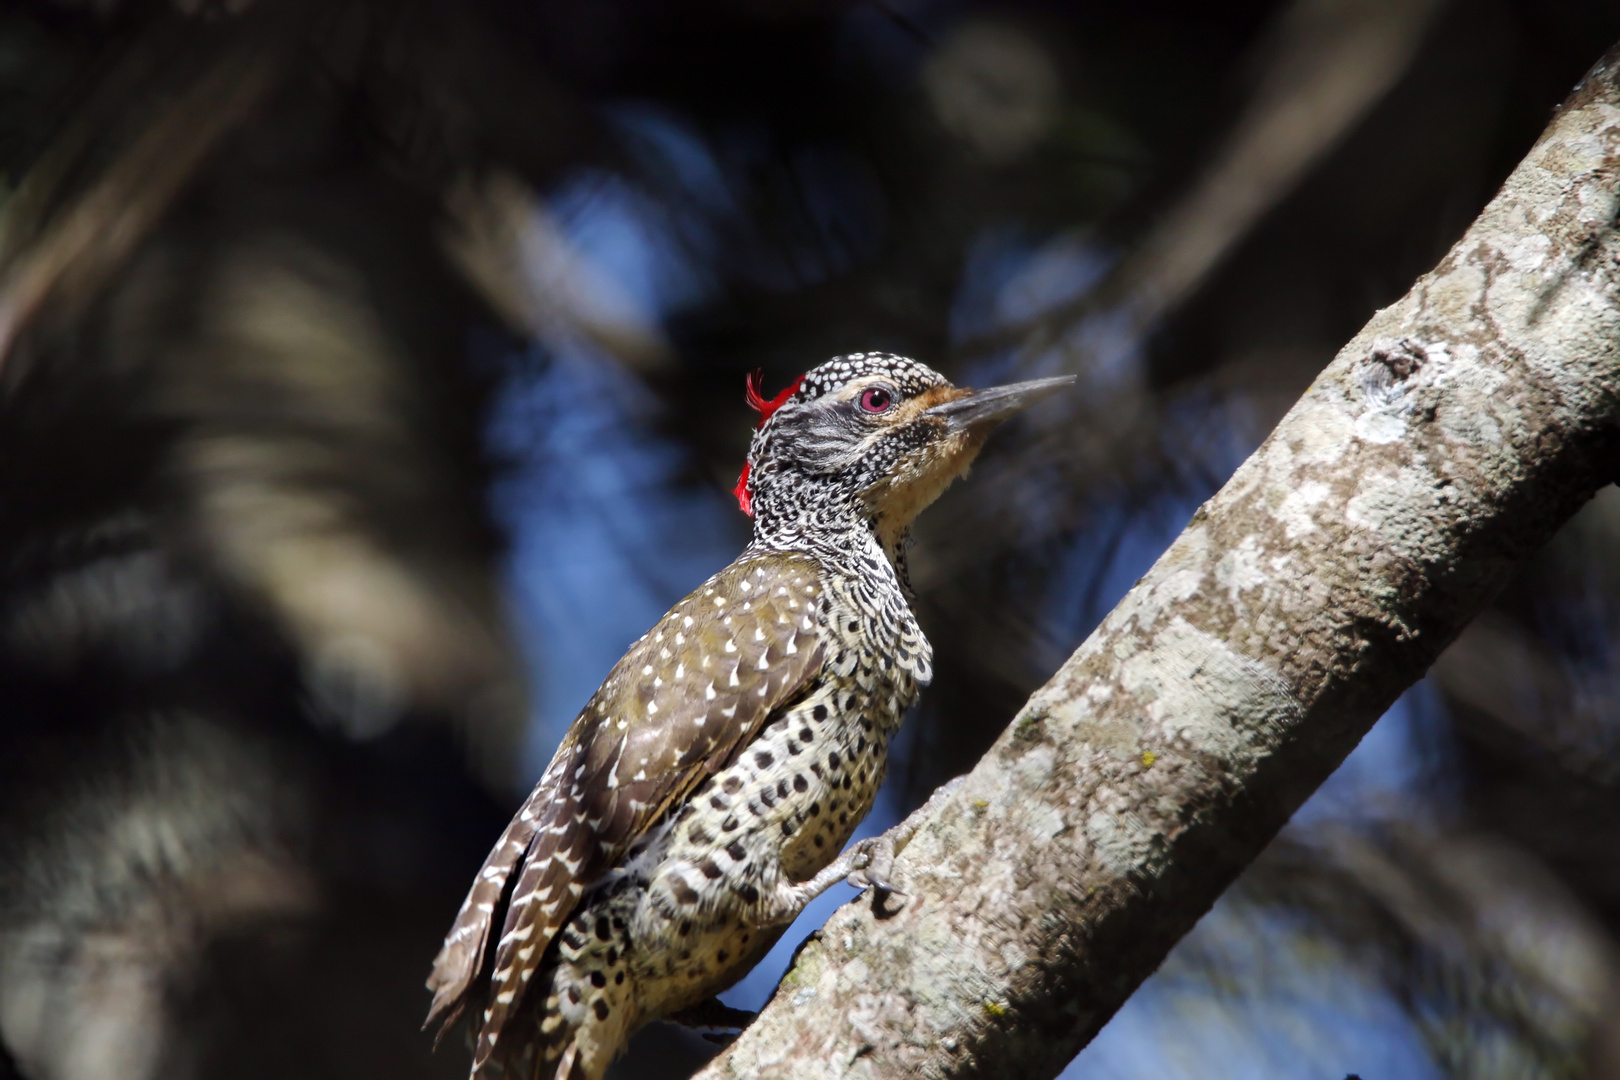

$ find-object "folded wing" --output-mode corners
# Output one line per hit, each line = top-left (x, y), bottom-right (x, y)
(425, 552), (827, 1071)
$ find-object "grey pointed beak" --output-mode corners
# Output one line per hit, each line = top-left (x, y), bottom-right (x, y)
(925, 375), (1076, 432)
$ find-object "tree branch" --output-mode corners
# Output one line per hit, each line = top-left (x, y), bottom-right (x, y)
(696, 43), (1620, 1080)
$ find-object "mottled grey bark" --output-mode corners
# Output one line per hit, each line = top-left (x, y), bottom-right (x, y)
(696, 45), (1620, 1080)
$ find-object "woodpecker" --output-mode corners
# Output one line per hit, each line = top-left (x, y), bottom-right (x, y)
(427, 352), (1072, 1079)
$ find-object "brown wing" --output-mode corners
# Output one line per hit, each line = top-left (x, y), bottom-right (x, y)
(424, 552), (827, 1066)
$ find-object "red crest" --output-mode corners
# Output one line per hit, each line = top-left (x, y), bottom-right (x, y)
(745, 370), (802, 427)
(735, 370), (803, 516)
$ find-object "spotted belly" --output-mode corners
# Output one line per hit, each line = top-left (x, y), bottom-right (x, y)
(633, 685), (898, 1004)
(523, 684), (900, 1065)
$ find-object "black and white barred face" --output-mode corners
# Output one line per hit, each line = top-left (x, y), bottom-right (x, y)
(744, 352), (952, 534)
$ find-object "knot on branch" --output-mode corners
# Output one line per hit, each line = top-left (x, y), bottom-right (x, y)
(1356, 338), (1434, 442)
(1365, 336), (1428, 386)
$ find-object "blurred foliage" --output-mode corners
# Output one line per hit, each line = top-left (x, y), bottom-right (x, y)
(0, 1), (1619, 1079)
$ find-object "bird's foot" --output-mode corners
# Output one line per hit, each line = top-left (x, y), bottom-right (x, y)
(844, 835), (903, 897)
(843, 775), (967, 906)
(762, 777), (968, 921)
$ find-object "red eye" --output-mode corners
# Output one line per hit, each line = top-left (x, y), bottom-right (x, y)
(859, 387), (893, 414)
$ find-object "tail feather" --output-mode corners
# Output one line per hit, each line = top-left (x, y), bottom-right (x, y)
(471, 789), (598, 1070)
(426, 747), (573, 1034)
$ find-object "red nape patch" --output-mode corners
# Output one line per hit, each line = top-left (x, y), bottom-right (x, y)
(745, 370), (803, 428)
(733, 462), (753, 517)
(735, 370), (801, 517)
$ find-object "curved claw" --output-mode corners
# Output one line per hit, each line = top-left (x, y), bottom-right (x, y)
(860, 870), (907, 899)
(844, 839), (906, 898)
(836, 775), (967, 907)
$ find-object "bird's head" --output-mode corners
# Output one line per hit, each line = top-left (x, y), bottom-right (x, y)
(736, 352), (1073, 552)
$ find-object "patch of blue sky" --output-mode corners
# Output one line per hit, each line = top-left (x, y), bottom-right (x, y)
(549, 168), (716, 319)
(1292, 680), (1452, 829)
(608, 104), (737, 221)
(951, 226), (1142, 411)
(1024, 399), (1236, 652)
(950, 227), (1114, 348)
(1059, 301), (1148, 392)
(492, 349), (745, 780)
(1075, 896), (1444, 1080)
(495, 127), (749, 779)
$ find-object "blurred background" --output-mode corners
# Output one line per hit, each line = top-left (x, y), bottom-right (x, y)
(0, 1), (1618, 1078)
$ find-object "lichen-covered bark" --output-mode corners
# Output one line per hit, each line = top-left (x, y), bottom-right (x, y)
(696, 45), (1620, 1080)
